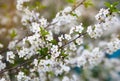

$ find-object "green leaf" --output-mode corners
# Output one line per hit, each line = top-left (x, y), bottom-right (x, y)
(104, 1), (120, 13)
(84, 0), (93, 8)
(49, 39), (58, 45)
(38, 47), (48, 55)
(38, 47), (49, 58)
(40, 27), (49, 36)
(10, 30), (17, 39)
(35, 1), (46, 10)
(104, 2), (111, 8)
(113, 1), (119, 6)
(71, 12), (78, 17)
(61, 51), (68, 58)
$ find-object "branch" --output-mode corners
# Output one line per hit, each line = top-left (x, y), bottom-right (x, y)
(61, 32), (87, 48)
(71, 0), (86, 12)
(0, 54), (39, 75)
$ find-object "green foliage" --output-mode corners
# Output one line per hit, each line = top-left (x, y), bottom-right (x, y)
(38, 47), (48, 55)
(61, 51), (68, 58)
(40, 27), (49, 36)
(71, 12), (78, 18)
(10, 30), (17, 39)
(34, 1), (46, 10)
(66, 0), (76, 3)
(38, 47), (51, 59)
(104, 1), (120, 13)
(83, 0), (93, 8)
(49, 39), (58, 45)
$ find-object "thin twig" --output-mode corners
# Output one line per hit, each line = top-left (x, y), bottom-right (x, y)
(61, 32), (87, 48)
(0, 54), (39, 75)
(70, 0), (86, 13)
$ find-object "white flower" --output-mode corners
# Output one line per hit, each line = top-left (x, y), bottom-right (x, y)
(69, 43), (77, 51)
(33, 59), (38, 66)
(64, 34), (71, 40)
(94, 24), (103, 37)
(88, 47), (103, 65)
(30, 22), (40, 33)
(17, 71), (25, 80)
(0, 61), (6, 71)
(0, 43), (3, 48)
(16, 0), (30, 10)
(69, 27), (75, 34)
(52, 6), (76, 27)
(0, 78), (6, 81)
(58, 35), (64, 41)
(0, 55), (3, 60)
(51, 45), (60, 58)
(58, 42), (62, 47)
(76, 37), (83, 45)
(8, 40), (18, 50)
(62, 76), (70, 81)
(46, 31), (53, 41)
(95, 8), (109, 21)
(61, 65), (70, 73)
(6, 51), (15, 63)
(18, 47), (28, 58)
(75, 23), (84, 33)
(39, 17), (48, 27)
(62, 6), (72, 13)
(106, 38), (120, 54)
(76, 55), (87, 67)
(51, 45), (58, 53)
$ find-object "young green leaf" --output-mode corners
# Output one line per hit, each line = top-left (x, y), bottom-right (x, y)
(40, 27), (49, 36)
(104, 1), (120, 13)
(104, 2), (111, 8)
(83, 0), (93, 8)
(38, 47), (49, 58)
(10, 30), (17, 39)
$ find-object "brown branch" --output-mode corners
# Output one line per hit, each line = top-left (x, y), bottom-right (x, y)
(0, 59), (31, 75)
(71, 0), (86, 13)
(61, 32), (87, 48)
(0, 54), (39, 75)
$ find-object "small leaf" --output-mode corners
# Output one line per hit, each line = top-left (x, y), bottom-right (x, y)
(38, 47), (49, 58)
(61, 51), (68, 58)
(40, 27), (49, 36)
(10, 30), (17, 39)
(71, 13), (78, 18)
(113, 1), (119, 6)
(104, 1), (120, 13)
(84, 0), (93, 8)
(104, 2), (111, 8)
(49, 39), (58, 45)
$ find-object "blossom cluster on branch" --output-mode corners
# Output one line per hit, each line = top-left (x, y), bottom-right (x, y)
(0, 0), (120, 81)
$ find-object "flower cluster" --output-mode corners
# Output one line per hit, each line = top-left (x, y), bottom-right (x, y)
(87, 8), (119, 38)
(106, 38), (120, 54)
(0, 0), (120, 81)
(16, 0), (30, 10)
(0, 55), (6, 71)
